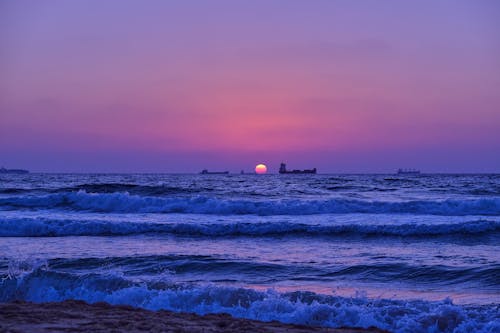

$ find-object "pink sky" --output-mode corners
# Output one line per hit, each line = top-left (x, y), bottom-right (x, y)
(1, 1), (499, 172)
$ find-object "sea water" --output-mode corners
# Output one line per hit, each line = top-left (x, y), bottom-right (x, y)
(0, 173), (498, 332)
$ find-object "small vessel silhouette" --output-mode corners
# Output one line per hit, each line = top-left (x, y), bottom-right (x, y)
(200, 169), (229, 175)
(397, 168), (420, 175)
(279, 163), (316, 174)
(0, 167), (29, 174)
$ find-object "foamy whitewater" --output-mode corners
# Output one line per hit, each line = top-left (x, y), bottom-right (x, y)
(1, 173), (499, 332)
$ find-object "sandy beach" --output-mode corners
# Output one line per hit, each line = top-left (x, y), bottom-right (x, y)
(0, 300), (389, 333)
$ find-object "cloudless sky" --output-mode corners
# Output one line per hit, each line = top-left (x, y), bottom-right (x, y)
(1, 0), (499, 172)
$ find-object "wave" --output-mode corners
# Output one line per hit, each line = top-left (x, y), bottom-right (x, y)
(0, 216), (498, 238)
(3, 255), (497, 287)
(0, 266), (498, 333)
(0, 188), (32, 194)
(0, 183), (203, 196)
(1, 191), (500, 216)
(66, 183), (206, 195)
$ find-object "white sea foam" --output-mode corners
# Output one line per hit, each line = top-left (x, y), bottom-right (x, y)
(0, 269), (498, 333)
(1, 191), (500, 216)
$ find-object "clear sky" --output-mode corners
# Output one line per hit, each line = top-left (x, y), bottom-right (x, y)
(1, 0), (499, 173)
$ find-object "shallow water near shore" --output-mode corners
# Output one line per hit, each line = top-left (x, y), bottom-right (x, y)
(1, 173), (499, 332)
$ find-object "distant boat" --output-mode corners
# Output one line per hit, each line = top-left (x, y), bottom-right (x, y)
(0, 167), (29, 174)
(397, 168), (420, 175)
(200, 169), (229, 175)
(279, 163), (316, 174)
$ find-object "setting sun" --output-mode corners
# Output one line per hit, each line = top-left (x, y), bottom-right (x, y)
(255, 163), (267, 174)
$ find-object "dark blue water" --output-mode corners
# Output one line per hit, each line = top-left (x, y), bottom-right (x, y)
(1, 173), (499, 332)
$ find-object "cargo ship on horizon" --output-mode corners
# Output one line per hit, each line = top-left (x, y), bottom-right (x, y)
(200, 169), (229, 175)
(0, 167), (29, 174)
(279, 163), (316, 174)
(397, 168), (420, 175)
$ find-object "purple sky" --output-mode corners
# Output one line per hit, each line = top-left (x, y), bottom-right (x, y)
(1, 1), (499, 173)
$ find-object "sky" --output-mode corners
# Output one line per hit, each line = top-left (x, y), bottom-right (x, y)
(1, 0), (499, 173)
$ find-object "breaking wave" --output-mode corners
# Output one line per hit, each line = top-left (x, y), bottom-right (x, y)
(3, 255), (498, 287)
(0, 216), (498, 238)
(1, 191), (500, 216)
(0, 265), (498, 333)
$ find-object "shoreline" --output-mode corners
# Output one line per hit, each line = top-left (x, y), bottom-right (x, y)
(0, 300), (389, 333)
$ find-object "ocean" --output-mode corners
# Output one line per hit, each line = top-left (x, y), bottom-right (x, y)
(0, 173), (499, 332)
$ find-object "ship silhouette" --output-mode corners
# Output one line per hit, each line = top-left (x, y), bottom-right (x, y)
(0, 167), (29, 174)
(200, 169), (229, 175)
(397, 168), (420, 175)
(279, 163), (316, 174)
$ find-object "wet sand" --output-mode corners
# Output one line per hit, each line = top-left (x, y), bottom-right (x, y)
(0, 300), (389, 333)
